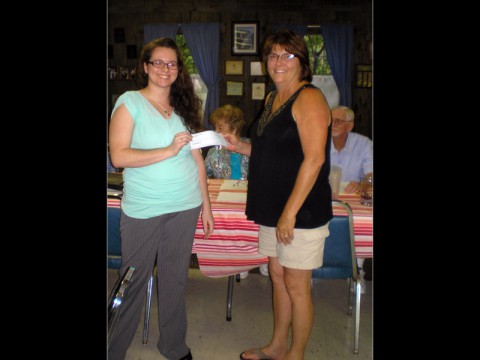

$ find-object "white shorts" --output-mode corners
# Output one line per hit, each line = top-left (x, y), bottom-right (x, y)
(258, 223), (330, 270)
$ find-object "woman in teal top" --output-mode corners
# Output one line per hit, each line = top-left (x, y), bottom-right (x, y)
(108, 37), (213, 360)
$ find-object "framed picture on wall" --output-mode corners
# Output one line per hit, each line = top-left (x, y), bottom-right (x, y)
(114, 28), (125, 43)
(226, 81), (243, 96)
(232, 21), (259, 55)
(250, 61), (266, 76)
(127, 45), (137, 59)
(225, 60), (243, 75)
(252, 83), (266, 100)
(356, 64), (372, 88)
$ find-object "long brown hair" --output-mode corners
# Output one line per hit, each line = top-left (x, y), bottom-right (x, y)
(135, 37), (204, 133)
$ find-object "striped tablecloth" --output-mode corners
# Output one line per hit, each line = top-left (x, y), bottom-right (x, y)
(107, 179), (373, 278)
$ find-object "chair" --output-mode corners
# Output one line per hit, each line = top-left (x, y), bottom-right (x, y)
(107, 197), (154, 345)
(107, 266), (135, 347)
(311, 200), (362, 354)
(226, 273), (241, 321)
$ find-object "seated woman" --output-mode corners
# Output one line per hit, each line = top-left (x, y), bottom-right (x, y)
(205, 104), (268, 278)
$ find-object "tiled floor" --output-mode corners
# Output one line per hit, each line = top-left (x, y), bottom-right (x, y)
(108, 268), (372, 360)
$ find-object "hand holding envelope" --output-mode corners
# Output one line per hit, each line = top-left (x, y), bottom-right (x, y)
(190, 130), (228, 150)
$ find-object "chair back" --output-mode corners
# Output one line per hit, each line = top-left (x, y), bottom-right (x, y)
(312, 200), (358, 281)
(108, 197), (122, 269)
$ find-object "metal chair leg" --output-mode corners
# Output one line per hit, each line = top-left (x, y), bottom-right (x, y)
(142, 273), (154, 344)
(226, 275), (234, 321)
(347, 277), (353, 315)
(108, 267), (135, 349)
(353, 279), (361, 354)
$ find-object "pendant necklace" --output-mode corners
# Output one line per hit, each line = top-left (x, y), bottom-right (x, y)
(154, 101), (171, 117)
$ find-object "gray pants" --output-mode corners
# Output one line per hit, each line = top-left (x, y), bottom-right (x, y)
(108, 205), (201, 360)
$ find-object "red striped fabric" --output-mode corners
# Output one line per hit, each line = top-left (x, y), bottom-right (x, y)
(107, 179), (373, 278)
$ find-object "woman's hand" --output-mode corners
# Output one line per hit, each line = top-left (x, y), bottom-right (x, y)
(276, 213), (296, 245)
(169, 131), (192, 155)
(222, 133), (239, 152)
(201, 209), (214, 239)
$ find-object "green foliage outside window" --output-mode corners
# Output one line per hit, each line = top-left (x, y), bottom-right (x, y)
(304, 34), (331, 75)
(176, 34), (199, 74)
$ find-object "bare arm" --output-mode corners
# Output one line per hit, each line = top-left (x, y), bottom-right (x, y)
(109, 103), (192, 168)
(192, 149), (214, 239)
(276, 88), (331, 244)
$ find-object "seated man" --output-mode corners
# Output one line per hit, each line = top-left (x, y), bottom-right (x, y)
(330, 105), (372, 293)
(330, 105), (372, 194)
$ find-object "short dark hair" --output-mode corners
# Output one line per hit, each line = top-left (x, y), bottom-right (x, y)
(262, 29), (312, 82)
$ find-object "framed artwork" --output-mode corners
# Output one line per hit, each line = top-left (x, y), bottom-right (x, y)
(356, 64), (372, 88)
(226, 81), (243, 96)
(252, 83), (266, 100)
(250, 61), (266, 76)
(127, 45), (137, 59)
(232, 21), (259, 55)
(114, 28), (125, 43)
(225, 60), (243, 75)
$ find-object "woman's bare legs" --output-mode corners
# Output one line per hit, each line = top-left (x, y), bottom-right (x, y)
(241, 257), (313, 360)
(283, 266), (313, 360)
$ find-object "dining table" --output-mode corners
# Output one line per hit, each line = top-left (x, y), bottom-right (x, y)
(107, 178), (373, 278)
(192, 179), (373, 278)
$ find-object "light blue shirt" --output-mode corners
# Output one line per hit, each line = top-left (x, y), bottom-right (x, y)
(330, 132), (373, 182)
(112, 91), (202, 219)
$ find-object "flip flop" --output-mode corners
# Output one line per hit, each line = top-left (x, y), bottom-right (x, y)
(239, 348), (274, 360)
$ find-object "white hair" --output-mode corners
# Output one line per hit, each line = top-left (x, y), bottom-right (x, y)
(332, 105), (354, 122)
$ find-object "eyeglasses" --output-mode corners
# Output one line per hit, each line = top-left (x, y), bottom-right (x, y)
(147, 59), (178, 70)
(333, 118), (353, 125)
(267, 53), (296, 62)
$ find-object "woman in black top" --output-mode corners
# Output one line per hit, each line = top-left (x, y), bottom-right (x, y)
(224, 29), (333, 360)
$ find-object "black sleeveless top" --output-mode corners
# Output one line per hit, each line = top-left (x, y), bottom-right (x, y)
(246, 84), (333, 228)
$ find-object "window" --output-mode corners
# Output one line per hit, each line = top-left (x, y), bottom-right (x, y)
(176, 34), (208, 117)
(304, 33), (339, 108)
(304, 33), (331, 76)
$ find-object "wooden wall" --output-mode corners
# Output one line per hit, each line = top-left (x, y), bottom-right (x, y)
(108, 0), (372, 138)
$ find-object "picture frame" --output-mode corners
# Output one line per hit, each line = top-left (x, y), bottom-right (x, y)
(226, 81), (243, 96)
(114, 28), (125, 43)
(232, 21), (259, 55)
(225, 60), (243, 75)
(127, 45), (137, 59)
(355, 64), (372, 88)
(250, 61), (266, 76)
(252, 83), (266, 100)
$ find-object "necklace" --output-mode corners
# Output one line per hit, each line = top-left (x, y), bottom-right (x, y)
(257, 85), (308, 136)
(154, 101), (171, 117)
(142, 91), (173, 117)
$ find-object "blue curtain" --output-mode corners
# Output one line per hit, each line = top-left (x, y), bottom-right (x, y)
(182, 23), (221, 129)
(143, 24), (179, 44)
(322, 24), (354, 107)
